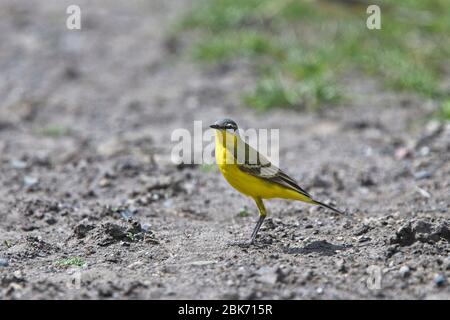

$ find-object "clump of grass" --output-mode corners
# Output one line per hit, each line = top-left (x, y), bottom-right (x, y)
(55, 257), (85, 268)
(126, 232), (137, 242)
(238, 207), (251, 217)
(244, 74), (341, 110)
(437, 100), (450, 120)
(39, 125), (70, 138)
(192, 31), (281, 62)
(199, 163), (217, 173)
(176, 0), (450, 111)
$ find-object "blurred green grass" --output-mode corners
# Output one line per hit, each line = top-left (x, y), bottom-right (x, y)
(38, 125), (71, 138)
(175, 0), (450, 113)
(438, 99), (450, 120)
(55, 257), (85, 268)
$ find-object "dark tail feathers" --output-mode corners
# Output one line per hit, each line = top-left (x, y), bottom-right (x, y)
(312, 200), (344, 215)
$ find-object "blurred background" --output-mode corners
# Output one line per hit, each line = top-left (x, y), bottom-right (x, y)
(0, 0), (449, 299)
(176, 0), (450, 113)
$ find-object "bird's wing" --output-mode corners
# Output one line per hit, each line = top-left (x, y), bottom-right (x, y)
(235, 138), (312, 199)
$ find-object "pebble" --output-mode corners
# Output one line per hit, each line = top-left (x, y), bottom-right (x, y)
(10, 159), (27, 169)
(256, 266), (280, 285)
(302, 269), (314, 282)
(394, 147), (411, 160)
(98, 178), (112, 187)
(163, 200), (173, 208)
(412, 220), (432, 234)
(97, 138), (124, 157)
(399, 266), (411, 278)
(0, 257), (9, 267)
(354, 224), (370, 236)
(335, 259), (347, 273)
(127, 261), (144, 269)
(414, 170), (432, 180)
(24, 176), (39, 187)
(418, 146), (430, 156)
(433, 274), (447, 287)
(45, 217), (57, 225)
(358, 236), (371, 243)
(444, 256), (450, 271)
(415, 186), (431, 199)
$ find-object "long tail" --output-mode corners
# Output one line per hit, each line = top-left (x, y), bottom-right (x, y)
(311, 199), (344, 215)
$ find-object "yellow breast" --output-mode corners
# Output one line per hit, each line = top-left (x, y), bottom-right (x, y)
(214, 130), (307, 201)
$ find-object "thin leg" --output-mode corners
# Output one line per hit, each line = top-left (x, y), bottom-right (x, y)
(250, 197), (267, 244)
(250, 215), (265, 244)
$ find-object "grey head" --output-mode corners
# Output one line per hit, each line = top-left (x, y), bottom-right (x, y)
(209, 118), (238, 131)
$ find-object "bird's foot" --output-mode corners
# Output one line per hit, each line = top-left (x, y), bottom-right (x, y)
(226, 239), (254, 248)
(227, 239), (267, 248)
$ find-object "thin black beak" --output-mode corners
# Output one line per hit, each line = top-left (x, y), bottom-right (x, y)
(210, 124), (220, 129)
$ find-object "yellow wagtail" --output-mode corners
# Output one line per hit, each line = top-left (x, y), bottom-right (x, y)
(210, 118), (343, 245)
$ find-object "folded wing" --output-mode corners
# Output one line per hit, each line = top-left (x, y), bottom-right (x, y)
(235, 139), (312, 199)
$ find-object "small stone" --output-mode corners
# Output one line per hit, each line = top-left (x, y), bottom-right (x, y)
(97, 138), (125, 157)
(433, 274), (447, 287)
(127, 261), (144, 269)
(399, 266), (410, 278)
(391, 222), (415, 246)
(98, 178), (112, 187)
(394, 147), (411, 160)
(302, 269), (314, 282)
(163, 200), (173, 208)
(335, 259), (347, 273)
(412, 220), (432, 234)
(435, 223), (450, 241)
(0, 257), (9, 267)
(358, 236), (371, 243)
(418, 146), (430, 156)
(256, 266), (280, 285)
(316, 287), (324, 295)
(45, 216), (57, 225)
(190, 260), (217, 266)
(354, 224), (370, 236)
(414, 170), (432, 180)
(10, 159), (27, 169)
(415, 186), (431, 199)
(444, 257), (450, 271)
(24, 176), (39, 187)
(73, 222), (95, 239)
(359, 172), (376, 187)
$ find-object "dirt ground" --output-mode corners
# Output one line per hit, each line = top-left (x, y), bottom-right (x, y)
(0, 0), (449, 300)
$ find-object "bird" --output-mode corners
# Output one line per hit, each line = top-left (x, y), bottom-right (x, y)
(210, 118), (343, 245)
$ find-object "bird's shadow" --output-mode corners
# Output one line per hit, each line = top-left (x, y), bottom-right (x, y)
(283, 240), (351, 256)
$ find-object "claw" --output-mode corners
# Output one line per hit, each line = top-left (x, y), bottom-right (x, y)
(227, 240), (253, 248)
